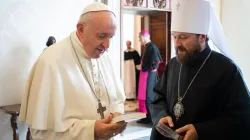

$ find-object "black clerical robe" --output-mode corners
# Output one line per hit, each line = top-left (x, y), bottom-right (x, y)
(124, 49), (141, 65)
(138, 42), (162, 114)
(150, 46), (250, 140)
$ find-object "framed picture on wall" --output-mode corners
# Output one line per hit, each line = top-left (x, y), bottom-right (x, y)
(148, 0), (171, 10)
(122, 0), (147, 7)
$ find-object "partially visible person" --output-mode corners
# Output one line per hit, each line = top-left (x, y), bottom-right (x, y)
(150, 0), (250, 140)
(137, 30), (162, 124)
(46, 36), (56, 47)
(124, 40), (141, 100)
(19, 2), (127, 140)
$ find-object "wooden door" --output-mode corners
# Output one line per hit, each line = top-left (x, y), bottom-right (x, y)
(150, 12), (171, 76)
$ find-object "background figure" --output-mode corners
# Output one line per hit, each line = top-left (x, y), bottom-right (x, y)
(46, 36), (56, 47)
(124, 40), (141, 100)
(137, 30), (162, 124)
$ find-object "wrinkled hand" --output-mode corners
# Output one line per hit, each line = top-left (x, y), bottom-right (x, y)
(159, 116), (174, 127)
(111, 112), (127, 133)
(94, 114), (127, 139)
(176, 124), (198, 140)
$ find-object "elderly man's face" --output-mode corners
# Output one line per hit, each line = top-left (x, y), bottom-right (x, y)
(78, 12), (116, 58)
(172, 32), (204, 64)
(126, 41), (131, 49)
(139, 35), (145, 45)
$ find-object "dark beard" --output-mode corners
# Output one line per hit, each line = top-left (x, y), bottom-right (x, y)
(175, 44), (201, 65)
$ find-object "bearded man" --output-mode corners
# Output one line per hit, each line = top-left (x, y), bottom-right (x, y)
(150, 0), (250, 140)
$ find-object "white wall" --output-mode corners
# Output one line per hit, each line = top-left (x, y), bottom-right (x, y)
(0, 0), (122, 139)
(122, 14), (141, 53)
(0, 0), (94, 107)
(222, 0), (250, 87)
(106, 0), (121, 78)
(122, 14), (135, 51)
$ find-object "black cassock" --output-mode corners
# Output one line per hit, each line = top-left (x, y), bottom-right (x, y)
(141, 42), (162, 104)
(124, 49), (141, 95)
(138, 42), (162, 120)
(150, 46), (250, 140)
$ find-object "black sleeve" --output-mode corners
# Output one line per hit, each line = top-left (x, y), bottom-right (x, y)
(193, 65), (250, 139)
(150, 65), (171, 140)
(124, 51), (127, 61)
(134, 51), (141, 65)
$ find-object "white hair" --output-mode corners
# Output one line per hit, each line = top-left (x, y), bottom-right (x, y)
(78, 11), (116, 26)
(140, 34), (151, 41)
(78, 12), (92, 24)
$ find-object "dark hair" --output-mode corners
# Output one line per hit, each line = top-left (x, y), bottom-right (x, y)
(196, 34), (209, 42)
(46, 36), (56, 47)
(206, 37), (209, 42)
(126, 40), (132, 44)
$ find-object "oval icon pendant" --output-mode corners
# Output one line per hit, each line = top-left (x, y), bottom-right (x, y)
(173, 102), (184, 121)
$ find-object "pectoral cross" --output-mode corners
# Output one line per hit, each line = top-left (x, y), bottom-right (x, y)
(97, 101), (106, 119)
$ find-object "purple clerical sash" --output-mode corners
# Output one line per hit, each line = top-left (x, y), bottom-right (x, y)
(138, 70), (148, 113)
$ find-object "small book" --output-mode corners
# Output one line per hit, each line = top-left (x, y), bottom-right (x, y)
(156, 122), (182, 140)
(111, 112), (146, 123)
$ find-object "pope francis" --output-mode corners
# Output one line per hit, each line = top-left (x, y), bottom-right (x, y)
(19, 2), (127, 140)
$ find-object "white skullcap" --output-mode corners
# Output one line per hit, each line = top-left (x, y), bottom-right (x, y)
(171, 0), (233, 60)
(81, 2), (115, 17)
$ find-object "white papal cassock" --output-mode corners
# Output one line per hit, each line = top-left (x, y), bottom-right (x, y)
(19, 31), (126, 140)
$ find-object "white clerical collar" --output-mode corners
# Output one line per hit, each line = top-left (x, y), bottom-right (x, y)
(71, 31), (90, 59)
(125, 48), (135, 52)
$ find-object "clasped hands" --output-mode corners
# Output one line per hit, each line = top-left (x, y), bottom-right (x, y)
(94, 112), (127, 139)
(158, 116), (198, 140)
